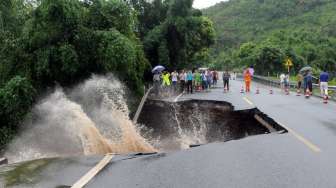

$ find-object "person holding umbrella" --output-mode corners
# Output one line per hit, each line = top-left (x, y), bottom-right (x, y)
(152, 65), (165, 96)
(153, 72), (161, 96)
(305, 71), (313, 96)
(152, 65), (165, 73)
(300, 66), (313, 97)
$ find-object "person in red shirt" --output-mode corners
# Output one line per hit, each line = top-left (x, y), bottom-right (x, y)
(244, 69), (252, 92)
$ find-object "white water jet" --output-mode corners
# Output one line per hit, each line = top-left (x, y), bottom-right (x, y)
(5, 75), (156, 163)
(171, 103), (208, 149)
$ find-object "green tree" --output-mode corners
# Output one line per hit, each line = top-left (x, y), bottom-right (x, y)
(256, 45), (285, 75)
(86, 0), (135, 37)
(0, 76), (35, 148)
(0, 0), (152, 149)
(144, 0), (215, 69)
(0, 77), (35, 124)
(129, 0), (169, 38)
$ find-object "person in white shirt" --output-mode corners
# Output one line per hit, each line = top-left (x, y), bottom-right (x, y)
(280, 73), (286, 90)
(284, 73), (290, 92)
(171, 70), (178, 92)
(231, 72), (237, 80)
(179, 70), (186, 93)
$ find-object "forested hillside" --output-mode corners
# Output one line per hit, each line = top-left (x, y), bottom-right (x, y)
(0, 0), (214, 149)
(204, 0), (336, 75)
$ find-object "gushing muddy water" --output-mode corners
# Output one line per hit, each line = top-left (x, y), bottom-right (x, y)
(4, 75), (156, 163)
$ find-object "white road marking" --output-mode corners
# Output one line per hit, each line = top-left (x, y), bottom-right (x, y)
(241, 93), (321, 153)
(71, 154), (114, 188)
(243, 97), (254, 106)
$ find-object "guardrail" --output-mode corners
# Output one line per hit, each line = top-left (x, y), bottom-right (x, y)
(250, 75), (336, 100)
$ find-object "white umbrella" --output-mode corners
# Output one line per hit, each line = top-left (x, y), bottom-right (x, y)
(152, 65), (165, 73)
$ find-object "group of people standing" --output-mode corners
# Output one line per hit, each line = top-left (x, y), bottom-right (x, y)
(178, 69), (220, 94)
(222, 68), (251, 93)
(153, 69), (219, 96)
(296, 70), (330, 97)
(295, 72), (313, 95)
(154, 66), (331, 100)
(280, 73), (290, 92)
(280, 70), (330, 98)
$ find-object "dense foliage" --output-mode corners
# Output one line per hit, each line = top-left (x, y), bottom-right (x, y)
(0, 76), (35, 147)
(140, 0), (216, 69)
(0, 0), (215, 149)
(204, 0), (336, 75)
(0, 0), (149, 149)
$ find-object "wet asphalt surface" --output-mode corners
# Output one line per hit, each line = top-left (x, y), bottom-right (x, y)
(1, 79), (336, 188)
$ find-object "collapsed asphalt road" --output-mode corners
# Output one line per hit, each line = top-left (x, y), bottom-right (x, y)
(138, 99), (285, 151)
(1, 79), (336, 188)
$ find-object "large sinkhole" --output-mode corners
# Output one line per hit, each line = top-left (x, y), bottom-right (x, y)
(138, 100), (287, 151)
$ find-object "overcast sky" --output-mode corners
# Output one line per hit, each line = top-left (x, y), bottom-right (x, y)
(193, 0), (226, 9)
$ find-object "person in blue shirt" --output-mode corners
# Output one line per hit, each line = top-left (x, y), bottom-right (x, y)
(186, 70), (193, 94)
(319, 70), (329, 97)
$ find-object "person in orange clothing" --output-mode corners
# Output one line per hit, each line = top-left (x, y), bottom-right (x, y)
(244, 69), (252, 92)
